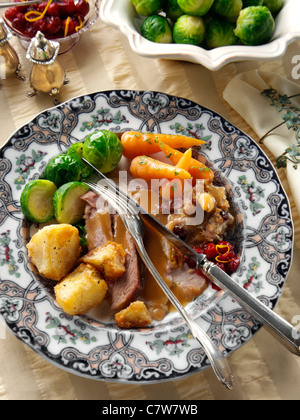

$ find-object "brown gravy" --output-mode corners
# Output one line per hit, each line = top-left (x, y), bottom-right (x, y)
(128, 189), (209, 321)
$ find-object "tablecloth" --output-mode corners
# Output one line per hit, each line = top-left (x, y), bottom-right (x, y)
(0, 16), (300, 401)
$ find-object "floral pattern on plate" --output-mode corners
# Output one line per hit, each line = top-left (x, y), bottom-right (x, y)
(0, 91), (294, 383)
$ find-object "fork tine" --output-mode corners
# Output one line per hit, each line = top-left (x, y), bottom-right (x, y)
(84, 180), (143, 226)
(84, 181), (129, 214)
(85, 180), (146, 239)
(82, 159), (142, 214)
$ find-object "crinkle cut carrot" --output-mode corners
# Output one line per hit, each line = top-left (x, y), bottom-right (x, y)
(121, 131), (206, 159)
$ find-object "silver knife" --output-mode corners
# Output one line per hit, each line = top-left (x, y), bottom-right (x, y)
(83, 158), (300, 357)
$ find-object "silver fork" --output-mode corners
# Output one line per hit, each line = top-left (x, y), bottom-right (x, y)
(84, 179), (235, 391)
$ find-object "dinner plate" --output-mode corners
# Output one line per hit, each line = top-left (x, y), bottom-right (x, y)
(0, 90), (294, 383)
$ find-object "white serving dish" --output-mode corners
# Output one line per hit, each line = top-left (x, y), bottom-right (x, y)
(100, 0), (300, 71)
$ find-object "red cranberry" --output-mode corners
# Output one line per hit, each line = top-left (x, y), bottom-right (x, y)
(47, 16), (62, 35)
(218, 240), (234, 251)
(184, 255), (196, 269)
(37, 2), (49, 12)
(5, 7), (19, 22)
(76, 0), (90, 17)
(62, 17), (76, 35)
(193, 246), (204, 255)
(204, 243), (218, 261)
(33, 17), (49, 33)
(12, 13), (26, 31)
(61, 0), (76, 16)
(17, 5), (28, 13)
(23, 25), (37, 38)
(211, 283), (221, 291)
(48, 3), (61, 17)
(218, 251), (235, 262)
(227, 257), (240, 273)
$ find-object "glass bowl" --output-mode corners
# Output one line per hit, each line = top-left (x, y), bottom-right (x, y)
(2, 0), (99, 54)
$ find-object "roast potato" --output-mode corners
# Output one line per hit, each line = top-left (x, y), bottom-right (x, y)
(26, 224), (81, 281)
(80, 241), (126, 282)
(55, 263), (108, 316)
(115, 301), (152, 329)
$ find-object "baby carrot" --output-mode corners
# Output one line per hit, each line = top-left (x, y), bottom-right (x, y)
(175, 148), (192, 171)
(158, 142), (214, 182)
(121, 131), (206, 159)
(130, 156), (192, 182)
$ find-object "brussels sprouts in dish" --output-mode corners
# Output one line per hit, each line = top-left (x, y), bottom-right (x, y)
(43, 148), (82, 188)
(82, 130), (123, 173)
(234, 5), (275, 46)
(262, 0), (284, 14)
(130, 0), (166, 15)
(129, 0), (286, 50)
(141, 15), (173, 43)
(243, 0), (263, 6)
(212, 0), (243, 22)
(173, 15), (205, 45)
(205, 18), (239, 49)
(165, 0), (184, 21)
(177, 0), (214, 16)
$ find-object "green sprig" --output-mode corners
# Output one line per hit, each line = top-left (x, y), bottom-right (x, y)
(260, 89), (300, 169)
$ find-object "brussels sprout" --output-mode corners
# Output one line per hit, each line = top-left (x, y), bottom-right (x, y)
(69, 142), (95, 180)
(20, 179), (57, 224)
(165, 0), (184, 21)
(53, 182), (90, 225)
(44, 148), (82, 188)
(141, 15), (173, 43)
(177, 0), (214, 17)
(212, 0), (243, 22)
(130, 0), (165, 16)
(234, 6), (275, 45)
(173, 15), (205, 45)
(205, 18), (239, 49)
(243, 0), (263, 6)
(262, 0), (283, 14)
(82, 130), (123, 174)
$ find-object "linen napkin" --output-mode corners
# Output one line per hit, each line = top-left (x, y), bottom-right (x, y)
(223, 70), (300, 217)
